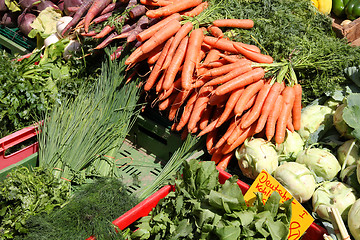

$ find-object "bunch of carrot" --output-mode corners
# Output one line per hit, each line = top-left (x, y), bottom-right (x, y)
(124, 0), (303, 170)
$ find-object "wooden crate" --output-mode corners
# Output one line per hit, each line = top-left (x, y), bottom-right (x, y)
(332, 15), (360, 46)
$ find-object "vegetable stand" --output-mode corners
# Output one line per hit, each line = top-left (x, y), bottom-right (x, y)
(1, 116), (327, 239)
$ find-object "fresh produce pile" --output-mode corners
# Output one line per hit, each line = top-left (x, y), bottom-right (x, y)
(2, 0), (360, 239)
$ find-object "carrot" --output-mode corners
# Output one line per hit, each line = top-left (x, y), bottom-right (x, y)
(212, 19), (254, 29)
(181, 28), (204, 90)
(129, 5), (147, 19)
(275, 86), (295, 144)
(158, 91), (178, 111)
(287, 116), (294, 132)
(241, 81), (272, 129)
(292, 84), (302, 131)
(216, 152), (233, 170)
(187, 85), (213, 132)
(265, 95), (283, 141)
(204, 63), (253, 87)
(158, 78), (182, 100)
(93, 32), (118, 50)
(181, 127), (189, 140)
(208, 91), (229, 106)
(140, 19), (181, 55)
(218, 53), (243, 63)
(207, 25), (224, 38)
(162, 36), (189, 90)
(147, 43), (165, 65)
(175, 91), (198, 131)
(196, 49), (221, 75)
(162, 22), (193, 71)
(146, 0), (202, 18)
(182, 1), (208, 17)
(155, 73), (166, 93)
(93, 25), (115, 39)
(214, 119), (237, 149)
(216, 88), (244, 128)
(203, 36), (240, 53)
(222, 124), (255, 155)
(211, 149), (223, 165)
(254, 82), (283, 133)
(233, 79), (265, 116)
(140, 0), (174, 6)
(200, 58), (228, 68)
(144, 37), (174, 91)
(81, 31), (97, 37)
(233, 43), (273, 64)
(136, 13), (182, 42)
(215, 67), (265, 96)
(84, 0), (112, 32)
(206, 127), (218, 153)
(110, 46), (124, 60)
(199, 105), (214, 130)
(91, 12), (113, 25)
(200, 58), (251, 78)
(168, 89), (193, 121)
(197, 107), (229, 137)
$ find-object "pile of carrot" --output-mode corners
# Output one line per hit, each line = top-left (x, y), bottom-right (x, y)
(124, 0), (303, 170)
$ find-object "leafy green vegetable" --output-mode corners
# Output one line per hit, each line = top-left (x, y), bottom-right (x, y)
(17, 177), (138, 240)
(343, 93), (360, 140)
(0, 166), (71, 239)
(28, 7), (62, 39)
(131, 160), (292, 240)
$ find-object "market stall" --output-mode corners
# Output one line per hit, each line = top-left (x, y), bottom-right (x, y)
(1, 0), (360, 239)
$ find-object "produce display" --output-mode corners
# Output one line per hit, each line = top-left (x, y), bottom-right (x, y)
(1, 0), (360, 239)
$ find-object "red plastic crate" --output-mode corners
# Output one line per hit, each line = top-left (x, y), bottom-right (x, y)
(0, 124), (38, 171)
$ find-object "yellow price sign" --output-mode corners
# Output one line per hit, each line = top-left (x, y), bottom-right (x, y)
(244, 170), (314, 240)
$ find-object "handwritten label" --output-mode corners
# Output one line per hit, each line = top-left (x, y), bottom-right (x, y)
(244, 170), (314, 240)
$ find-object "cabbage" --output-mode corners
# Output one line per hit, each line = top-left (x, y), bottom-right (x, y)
(337, 139), (360, 167)
(276, 129), (304, 160)
(296, 147), (341, 181)
(273, 162), (316, 203)
(235, 138), (278, 179)
(348, 198), (360, 240)
(312, 181), (357, 222)
(297, 104), (334, 141)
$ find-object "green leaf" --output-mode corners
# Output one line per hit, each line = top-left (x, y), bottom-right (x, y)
(343, 93), (360, 140)
(264, 192), (281, 217)
(28, 7), (62, 38)
(215, 224), (241, 240)
(266, 220), (289, 240)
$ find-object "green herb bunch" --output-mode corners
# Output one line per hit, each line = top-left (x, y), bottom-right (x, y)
(0, 166), (71, 239)
(131, 159), (292, 240)
(18, 177), (138, 240)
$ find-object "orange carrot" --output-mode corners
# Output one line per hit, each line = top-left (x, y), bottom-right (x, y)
(212, 19), (254, 29)
(208, 91), (229, 106)
(292, 84), (302, 131)
(168, 89), (193, 121)
(218, 53), (243, 63)
(214, 119), (237, 149)
(158, 91), (178, 111)
(241, 81), (272, 129)
(206, 126), (218, 153)
(146, 0), (202, 18)
(140, 0), (174, 6)
(200, 58), (251, 78)
(197, 49), (221, 76)
(275, 86), (295, 144)
(211, 148), (223, 165)
(182, 1), (208, 17)
(144, 37), (174, 91)
(181, 127), (189, 140)
(222, 124), (255, 154)
(233, 79), (265, 116)
(155, 73), (166, 93)
(203, 36), (240, 53)
(215, 67), (265, 96)
(233, 43), (273, 64)
(216, 88), (244, 128)
(200, 58), (228, 68)
(137, 13), (182, 42)
(147, 44), (165, 65)
(216, 152), (233, 170)
(158, 78), (182, 100)
(84, 0), (112, 32)
(140, 19), (181, 54)
(176, 91), (198, 131)
(162, 36), (189, 90)
(181, 28), (204, 90)
(199, 105), (214, 130)
(197, 107), (229, 137)
(93, 25), (115, 39)
(207, 25), (224, 38)
(162, 22), (193, 71)
(187, 85), (213, 132)
(287, 116), (294, 132)
(204, 63), (253, 87)
(254, 82), (284, 133)
(265, 95), (283, 141)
